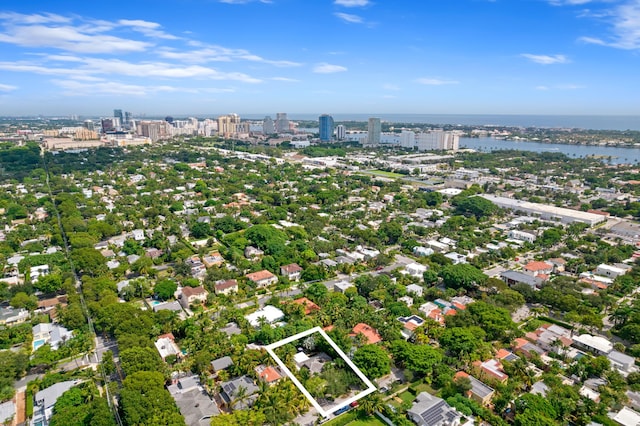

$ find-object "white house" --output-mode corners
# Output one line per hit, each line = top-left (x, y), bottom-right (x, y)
(245, 305), (285, 327)
(404, 263), (427, 279)
(32, 323), (73, 351)
(444, 252), (467, 265)
(413, 246), (434, 257)
(406, 284), (424, 297)
(596, 264), (628, 279)
(508, 229), (537, 243)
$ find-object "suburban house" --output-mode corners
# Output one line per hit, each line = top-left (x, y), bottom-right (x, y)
(404, 263), (428, 279)
(32, 380), (81, 426)
(351, 323), (382, 344)
(608, 350), (637, 376)
(501, 270), (542, 289)
(596, 263), (628, 279)
(508, 229), (537, 243)
(407, 392), (462, 426)
(245, 305), (285, 328)
(255, 365), (283, 385)
(179, 286), (208, 309)
(32, 323), (73, 351)
(167, 375), (219, 426)
(455, 371), (495, 407)
(280, 263), (303, 281)
(0, 306), (29, 326)
(572, 334), (613, 356)
(523, 261), (553, 278)
(219, 375), (259, 410)
(291, 297), (320, 315)
(406, 284), (424, 297)
(214, 279), (238, 295)
(295, 352), (332, 375)
(211, 356), (234, 374)
(473, 358), (509, 384)
(525, 324), (573, 355)
(155, 333), (181, 361)
(398, 315), (425, 340)
(244, 246), (264, 260)
(245, 270), (278, 288)
(202, 251), (225, 268)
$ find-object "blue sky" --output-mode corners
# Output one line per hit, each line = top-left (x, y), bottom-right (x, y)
(1, 0), (640, 116)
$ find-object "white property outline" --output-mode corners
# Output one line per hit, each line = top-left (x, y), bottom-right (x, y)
(264, 326), (377, 417)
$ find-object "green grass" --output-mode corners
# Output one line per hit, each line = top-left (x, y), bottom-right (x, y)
(349, 417), (386, 426)
(398, 391), (414, 404)
(412, 382), (435, 394)
(364, 170), (405, 178)
(322, 411), (387, 426)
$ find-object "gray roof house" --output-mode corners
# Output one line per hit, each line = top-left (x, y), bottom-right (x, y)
(32, 380), (81, 426)
(0, 400), (15, 425)
(407, 392), (462, 426)
(501, 270), (542, 289)
(219, 376), (259, 411)
(211, 356), (234, 373)
(167, 375), (219, 426)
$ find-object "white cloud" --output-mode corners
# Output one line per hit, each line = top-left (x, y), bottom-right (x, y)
(415, 77), (459, 85)
(0, 24), (151, 53)
(118, 19), (179, 40)
(335, 13), (364, 24)
(157, 45), (301, 66)
(334, 0), (370, 6)
(271, 77), (300, 82)
(548, 0), (594, 5)
(0, 12), (70, 25)
(52, 79), (236, 96)
(0, 58), (263, 83)
(313, 63), (348, 73)
(0, 83), (17, 92)
(579, 0), (640, 49)
(382, 83), (400, 90)
(535, 83), (585, 90)
(521, 53), (569, 64)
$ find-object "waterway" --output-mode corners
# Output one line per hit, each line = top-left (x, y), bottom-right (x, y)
(459, 137), (640, 165)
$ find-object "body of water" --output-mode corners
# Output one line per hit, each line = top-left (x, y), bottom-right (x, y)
(460, 137), (640, 165)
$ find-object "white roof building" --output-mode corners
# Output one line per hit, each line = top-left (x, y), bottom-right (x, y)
(245, 305), (285, 327)
(573, 334), (613, 356)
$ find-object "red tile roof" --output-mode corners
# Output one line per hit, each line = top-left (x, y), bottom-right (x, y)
(292, 297), (320, 315)
(281, 263), (303, 274)
(246, 270), (276, 282)
(351, 323), (382, 344)
(524, 261), (553, 272)
(258, 366), (282, 383)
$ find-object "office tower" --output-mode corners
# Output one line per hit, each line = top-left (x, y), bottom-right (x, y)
(367, 117), (381, 147)
(101, 118), (115, 133)
(275, 113), (289, 133)
(83, 120), (95, 131)
(217, 113), (241, 138)
(113, 109), (123, 124)
(319, 114), (334, 142)
(124, 111), (133, 125)
(335, 124), (346, 140)
(263, 116), (275, 134)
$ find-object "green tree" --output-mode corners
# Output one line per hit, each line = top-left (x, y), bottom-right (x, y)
(119, 346), (163, 376)
(455, 196), (497, 219)
(352, 345), (391, 379)
(10, 292), (38, 310)
(440, 264), (487, 290)
(155, 279), (177, 300)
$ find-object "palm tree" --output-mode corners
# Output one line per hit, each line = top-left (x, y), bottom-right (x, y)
(359, 393), (385, 416)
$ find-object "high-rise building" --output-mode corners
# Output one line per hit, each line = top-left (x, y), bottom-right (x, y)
(124, 111), (133, 125)
(275, 113), (289, 133)
(113, 109), (123, 125)
(101, 118), (115, 133)
(263, 116), (275, 134)
(83, 120), (95, 131)
(400, 131), (460, 151)
(367, 117), (381, 147)
(319, 114), (334, 142)
(217, 113), (241, 138)
(335, 124), (346, 140)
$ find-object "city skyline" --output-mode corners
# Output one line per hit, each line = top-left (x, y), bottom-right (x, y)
(1, 1), (640, 116)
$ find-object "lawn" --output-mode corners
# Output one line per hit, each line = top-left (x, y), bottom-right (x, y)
(398, 391), (415, 404)
(364, 170), (405, 178)
(349, 417), (386, 426)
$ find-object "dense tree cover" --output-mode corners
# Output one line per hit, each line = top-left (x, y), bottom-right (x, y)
(0, 142), (42, 180)
(120, 346), (164, 376)
(352, 344), (391, 378)
(390, 340), (442, 378)
(155, 278), (178, 300)
(454, 196), (497, 219)
(0, 350), (28, 401)
(119, 371), (185, 426)
(439, 264), (488, 290)
(50, 382), (116, 426)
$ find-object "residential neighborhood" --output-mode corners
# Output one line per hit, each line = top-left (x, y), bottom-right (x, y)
(3, 120), (640, 426)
